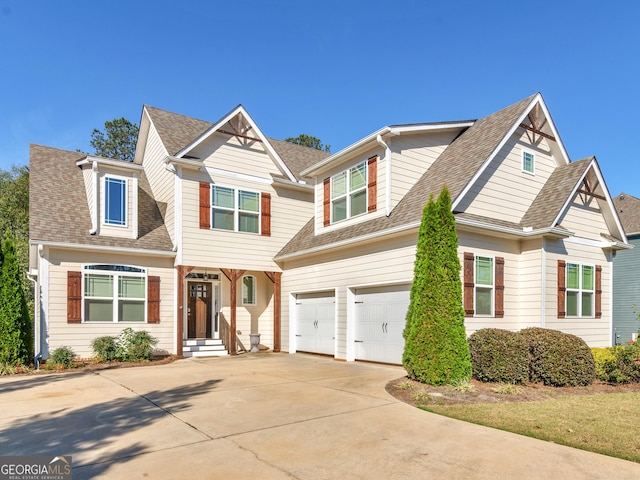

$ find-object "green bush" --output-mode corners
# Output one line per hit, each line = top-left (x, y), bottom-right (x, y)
(91, 336), (118, 362)
(609, 342), (640, 383)
(520, 328), (595, 387)
(468, 329), (528, 384)
(49, 346), (77, 368)
(116, 328), (158, 362)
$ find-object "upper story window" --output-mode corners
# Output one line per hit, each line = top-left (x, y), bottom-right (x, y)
(104, 176), (127, 226)
(474, 256), (494, 316)
(242, 275), (256, 305)
(566, 263), (594, 317)
(331, 161), (367, 223)
(211, 186), (260, 234)
(83, 265), (146, 322)
(522, 151), (535, 175)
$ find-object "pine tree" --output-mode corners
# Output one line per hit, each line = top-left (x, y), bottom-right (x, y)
(0, 232), (32, 365)
(402, 186), (471, 385)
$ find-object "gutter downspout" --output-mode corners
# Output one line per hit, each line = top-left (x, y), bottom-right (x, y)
(89, 161), (99, 235)
(376, 134), (392, 216)
(26, 271), (40, 368)
(541, 238), (546, 327)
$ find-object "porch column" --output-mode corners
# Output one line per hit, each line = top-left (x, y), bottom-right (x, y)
(221, 268), (245, 355)
(265, 271), (282, 352)
(176, 266), (195, 358)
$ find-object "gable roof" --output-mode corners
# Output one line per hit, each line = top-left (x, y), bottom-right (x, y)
(29, 144), (174, 252)
(613, 193), (640, 235)
(275, 95), (622, 260)
(143, 105), (329, 182)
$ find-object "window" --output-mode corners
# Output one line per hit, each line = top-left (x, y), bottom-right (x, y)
(105, 176), (127, 225)
(211, 186), (260, 233)
(331, 161), (367, 222)
(566, 263), (594, 317)
(83, 265), (146, 322)
(522, 151), (535, 174)
(475, 256), (494, 316)
(242, 275), (256, 305)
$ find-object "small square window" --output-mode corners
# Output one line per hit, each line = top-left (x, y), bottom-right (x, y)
(522, 151), (535, 174)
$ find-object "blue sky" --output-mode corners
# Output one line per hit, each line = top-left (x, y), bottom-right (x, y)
(1, 1), (639, 196)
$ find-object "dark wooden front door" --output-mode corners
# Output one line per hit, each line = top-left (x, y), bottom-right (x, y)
(188, 282), (212, 338)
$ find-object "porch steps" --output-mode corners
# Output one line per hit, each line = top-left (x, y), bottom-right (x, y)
(183, 339), (228, 358)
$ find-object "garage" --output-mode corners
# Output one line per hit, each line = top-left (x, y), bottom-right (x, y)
(354, 284), (410, 364)
(294, 291), (335, 355)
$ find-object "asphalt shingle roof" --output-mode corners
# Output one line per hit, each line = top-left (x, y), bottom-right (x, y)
(29, 144), (174, 251)
(613, 192), (640, 235)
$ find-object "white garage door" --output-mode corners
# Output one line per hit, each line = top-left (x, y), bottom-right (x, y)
(354, 284), (410, 364)
(295, 291), (335, 356)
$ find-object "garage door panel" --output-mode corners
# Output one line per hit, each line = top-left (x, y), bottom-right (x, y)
(295, 292), (335, 356)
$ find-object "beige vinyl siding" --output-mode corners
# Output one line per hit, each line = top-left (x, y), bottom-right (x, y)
(313, 146), (386, 234)
(389, 131), (458, 208)
(545, 238), (611, 347)
(518, 238), (545, 329)
(141, 122), (175, 244)
(459, 130), (557, 223)
(180, 168), (313, 271)
(45, 248), (175, 358)
(557, 195), (609, 240)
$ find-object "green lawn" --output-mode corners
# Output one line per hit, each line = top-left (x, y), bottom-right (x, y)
(424, 393), (640, 463)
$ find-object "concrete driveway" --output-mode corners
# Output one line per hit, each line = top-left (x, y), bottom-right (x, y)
(1, 353), (639, 479)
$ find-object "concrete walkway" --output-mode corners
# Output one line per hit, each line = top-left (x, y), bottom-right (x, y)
(1, 353), (639, 479)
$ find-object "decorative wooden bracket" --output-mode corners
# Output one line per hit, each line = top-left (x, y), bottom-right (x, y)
(520, 107), (556, 142)
(578, 177), (605, 203)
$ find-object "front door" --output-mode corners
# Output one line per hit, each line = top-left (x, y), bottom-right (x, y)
(188, 282), (212, 338)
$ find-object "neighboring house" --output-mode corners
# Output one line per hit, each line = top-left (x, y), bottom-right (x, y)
(29, 93), (629, 364)
(612, 193), (640, 344)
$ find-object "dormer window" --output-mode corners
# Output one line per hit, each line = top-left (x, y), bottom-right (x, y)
(331, 161), (367, 222)
(105, 176), (127, 226)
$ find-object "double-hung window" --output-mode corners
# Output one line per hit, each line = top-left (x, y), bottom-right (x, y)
(522, 151), (535, 175)
(105, 176), (127, 226)
(242, 275), (256, 305)
(566, 263), (594, 317)
(211, 186), (260, 233)
(83, 265), (146, 322)
(475, 256), (494, 316)
(331, 162), (367, 222)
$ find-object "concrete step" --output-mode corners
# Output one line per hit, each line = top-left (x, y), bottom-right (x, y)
(184, 339), (224, 347)
(183, 349), (228, 358)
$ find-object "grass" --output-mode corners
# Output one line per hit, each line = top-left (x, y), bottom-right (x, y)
(424, 392), (640, 463)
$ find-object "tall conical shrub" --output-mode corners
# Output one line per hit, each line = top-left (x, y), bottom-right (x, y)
(402, 187), (471, 385)
(0, 232), (32, 365)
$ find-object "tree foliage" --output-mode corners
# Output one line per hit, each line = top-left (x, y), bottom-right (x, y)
(90, 117), (139, 162)
(284, 133), (330, 152)
(402, 186), (471, 385)
(0, 232), (32, 365)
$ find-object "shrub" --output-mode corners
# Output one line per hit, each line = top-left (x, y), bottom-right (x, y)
(610, 341), (640, 383)
(49, 346), (76, 368)
(91, 336), (118, 362)
(519, 328), (595, 387)
(116, 328), (158, 362)
(468, 329), (529, 384)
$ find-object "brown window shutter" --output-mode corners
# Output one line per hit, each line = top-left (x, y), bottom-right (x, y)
(323, 177), (331, 226)
(595, 265), (602, 318)
(147, 276), (161, 324)
(261, 192), (271, 236)
(199, 182), (210, 229)
(67, 271), (82, 324)
(367, 155), (377, 212)
(558, 260), (566, 319)
(495, 257), (505, 318)
(463, 253), (474, 317)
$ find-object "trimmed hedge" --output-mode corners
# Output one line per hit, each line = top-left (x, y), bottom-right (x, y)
(592, 341), (640, 384)
(468, 329), (528, 384)
(519, 328), (595, 387)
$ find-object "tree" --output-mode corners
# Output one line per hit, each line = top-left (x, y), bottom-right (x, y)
(284, 134), (330, 152)
(402, 186), (471, 385)
(90, 117), (139, 162)
(0, 232), (32, 366)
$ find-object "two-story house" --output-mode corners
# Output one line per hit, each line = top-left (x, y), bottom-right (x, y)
(29, 93), (629, 364)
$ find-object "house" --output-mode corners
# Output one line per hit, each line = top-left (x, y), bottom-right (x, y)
(612, 193), (640, 344)
(29, 93), (629, 364)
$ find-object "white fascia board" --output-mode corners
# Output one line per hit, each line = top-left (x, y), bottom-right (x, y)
(76, 156), (144, 172)
(549, 158), (594, 230)
(452, 94), (542, 211)
(456, 216), (573, 239)
(590, 160), (629, 244)
(29, 240), (176, 258)
(389, 121), (475, 134)
(164, 156), (203, 170)
(175, 105), (297, 183)
(535, 96), (571, 166)
(272, 176), (313, 191)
